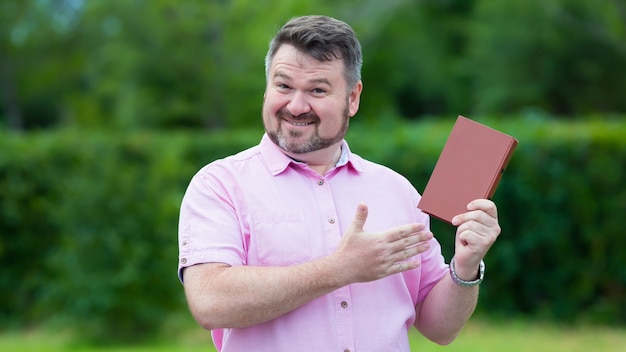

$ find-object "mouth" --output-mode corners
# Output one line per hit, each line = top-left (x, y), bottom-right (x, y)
(284, 118), (315, 127)
(276, 108), (319, 128)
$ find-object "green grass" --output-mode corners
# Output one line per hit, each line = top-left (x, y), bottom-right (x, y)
(410, 319), (626, 351)
(2, 319), (625, 351)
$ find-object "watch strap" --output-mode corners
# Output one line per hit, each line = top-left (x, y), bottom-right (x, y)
(449, 257), (485, 287)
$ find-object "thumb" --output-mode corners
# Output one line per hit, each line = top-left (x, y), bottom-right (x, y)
(351, 203), (368, 231)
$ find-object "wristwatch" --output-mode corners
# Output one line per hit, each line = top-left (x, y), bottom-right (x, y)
(449, 257), (485, 287)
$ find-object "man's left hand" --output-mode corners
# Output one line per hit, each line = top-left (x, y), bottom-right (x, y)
(450, 199), (501, 280)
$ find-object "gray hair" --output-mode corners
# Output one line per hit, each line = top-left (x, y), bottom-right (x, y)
(265, 15), (363, 89)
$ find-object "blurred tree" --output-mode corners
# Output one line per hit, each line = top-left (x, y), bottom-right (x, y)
(359, 0), (475, 121)
(0, 0), (83, 131)
(2, 0), (626, 132)
(468, 0), (626, 115)
(66, 0), (217, 129)
(0, 0), (24, 131)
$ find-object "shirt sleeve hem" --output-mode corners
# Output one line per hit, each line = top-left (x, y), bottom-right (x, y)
(178, 253), (244, 284)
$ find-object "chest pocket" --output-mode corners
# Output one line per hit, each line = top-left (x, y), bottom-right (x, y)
(251, 210), (312, 266)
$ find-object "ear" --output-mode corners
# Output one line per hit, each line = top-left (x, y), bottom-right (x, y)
(348, 80), (363, 117)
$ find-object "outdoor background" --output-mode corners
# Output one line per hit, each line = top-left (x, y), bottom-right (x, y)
(1, 0), (625, 351)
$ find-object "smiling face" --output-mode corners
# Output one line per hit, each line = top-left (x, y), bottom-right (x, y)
(263, 44), (362, 157)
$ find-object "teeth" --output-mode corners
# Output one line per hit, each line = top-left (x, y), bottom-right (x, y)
(287, 120), (312, 126)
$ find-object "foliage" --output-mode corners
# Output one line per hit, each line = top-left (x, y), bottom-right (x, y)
(0, 127), (267, 340)
(469, 0), (626, 115)
(1, 0), (626, 131)
(1, 117), (625, 342)
(481, 118), (626, 324)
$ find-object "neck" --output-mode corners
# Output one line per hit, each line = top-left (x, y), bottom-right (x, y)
(287, 144), (343, 176)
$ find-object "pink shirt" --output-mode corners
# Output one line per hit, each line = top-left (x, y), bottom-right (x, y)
(178, 134), (448, 352)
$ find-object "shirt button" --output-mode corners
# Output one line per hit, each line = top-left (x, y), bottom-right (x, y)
(180, 258), (187, 264)
(344, 349), (351, 352)
(341, 301), (348, 309)
(328, 218), (336, 224)
(317, 179), (324, 186)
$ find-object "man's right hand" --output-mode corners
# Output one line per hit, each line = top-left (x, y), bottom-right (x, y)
(331, 203), (433, 285)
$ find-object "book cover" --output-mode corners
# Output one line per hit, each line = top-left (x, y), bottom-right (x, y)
(417, 116), (518, 224)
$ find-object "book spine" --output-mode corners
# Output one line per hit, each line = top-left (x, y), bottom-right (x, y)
(487, 138), (518, 198)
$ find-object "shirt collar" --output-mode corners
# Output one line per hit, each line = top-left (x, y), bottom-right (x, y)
(260, 133), (364, 176)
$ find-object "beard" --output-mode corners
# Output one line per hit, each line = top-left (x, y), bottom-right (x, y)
(267, 104), (350, 154)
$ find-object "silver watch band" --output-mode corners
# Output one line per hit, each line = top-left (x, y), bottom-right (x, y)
(449, 257), (485, 287)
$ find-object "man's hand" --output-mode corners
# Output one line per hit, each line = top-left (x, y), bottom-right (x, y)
(450, 199), (501, 280)
(332, 203), (433, 285)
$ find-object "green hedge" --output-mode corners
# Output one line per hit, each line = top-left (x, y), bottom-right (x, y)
(1, 117), (624, 340)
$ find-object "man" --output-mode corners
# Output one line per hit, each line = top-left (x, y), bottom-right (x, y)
(178, 15), (500, 351)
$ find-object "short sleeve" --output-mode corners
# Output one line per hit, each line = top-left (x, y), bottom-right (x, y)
(177, 167), (246, 284)
(415, 213), (449, 303)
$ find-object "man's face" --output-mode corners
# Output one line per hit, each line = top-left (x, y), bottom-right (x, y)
(263, 44), (362, 155)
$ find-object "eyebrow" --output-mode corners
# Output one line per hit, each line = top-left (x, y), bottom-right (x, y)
(273, 72), (332, 87)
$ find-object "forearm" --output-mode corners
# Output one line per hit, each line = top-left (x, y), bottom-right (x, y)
(184, 256), (347, 330)
(414, 198), (500, 344)
(414, 274), (478, 345)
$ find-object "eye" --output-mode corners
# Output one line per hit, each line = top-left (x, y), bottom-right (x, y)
(276, 83), (291, 90)
(311, 88), (326, 95)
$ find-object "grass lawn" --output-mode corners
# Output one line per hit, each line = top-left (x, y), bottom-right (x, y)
(2, 318), (624, 351)
(410, 319), (625, 351)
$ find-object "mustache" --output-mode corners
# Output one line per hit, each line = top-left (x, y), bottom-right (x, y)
(276, 108), (320, 122)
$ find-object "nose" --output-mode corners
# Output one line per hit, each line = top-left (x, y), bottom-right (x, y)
(286, 91), (311, 116)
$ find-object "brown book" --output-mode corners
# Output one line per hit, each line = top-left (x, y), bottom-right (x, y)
(417, 116), (518, 224)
